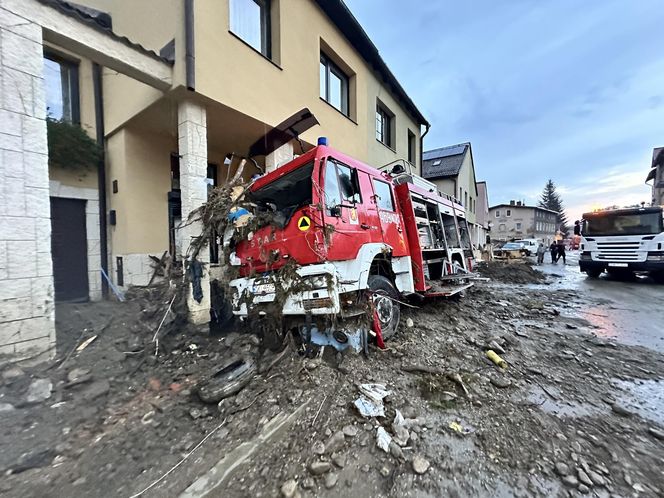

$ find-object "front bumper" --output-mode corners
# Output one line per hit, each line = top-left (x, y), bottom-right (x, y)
(579, 260), (664, 272)
(229, 263), (341, 316)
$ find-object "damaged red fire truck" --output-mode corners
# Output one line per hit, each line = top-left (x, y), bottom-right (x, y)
(228, 138), (476, 352)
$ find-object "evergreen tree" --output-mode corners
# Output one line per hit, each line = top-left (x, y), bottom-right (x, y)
(538, 179), (569, 233)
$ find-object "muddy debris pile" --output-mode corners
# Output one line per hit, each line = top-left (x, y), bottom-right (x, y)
(476, 260), (546, 284)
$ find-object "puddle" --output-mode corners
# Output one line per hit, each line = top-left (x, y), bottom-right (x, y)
(524, 385), (609, 419)
(612, 378), (664, 426)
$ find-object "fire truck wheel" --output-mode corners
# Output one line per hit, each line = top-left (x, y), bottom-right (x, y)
(368, 274), (401, 340)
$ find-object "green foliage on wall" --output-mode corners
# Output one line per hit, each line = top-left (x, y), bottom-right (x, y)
(46, 117), (102, 171)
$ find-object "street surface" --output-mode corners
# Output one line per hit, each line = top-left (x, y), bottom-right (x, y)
(1, 258), (663, 497)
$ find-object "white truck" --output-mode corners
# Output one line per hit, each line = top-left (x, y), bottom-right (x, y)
(579, 206), (664, 283)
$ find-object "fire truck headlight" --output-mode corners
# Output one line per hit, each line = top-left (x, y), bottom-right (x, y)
(646, 251), (664, 261)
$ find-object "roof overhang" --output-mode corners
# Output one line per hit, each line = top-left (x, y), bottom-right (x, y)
(6, 0), (172, 91)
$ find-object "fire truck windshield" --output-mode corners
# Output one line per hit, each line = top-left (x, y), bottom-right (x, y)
(248, 162), (314, 227)
(583, 209), (664, 236)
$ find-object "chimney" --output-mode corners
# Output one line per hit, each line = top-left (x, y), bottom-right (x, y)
(516, 201), (522, 206)
(510, 200), (516, 206)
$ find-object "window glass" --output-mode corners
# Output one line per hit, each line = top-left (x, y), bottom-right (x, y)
(506, 209), (512, 217)
(407, 130), (416, 163)
(335, 162), (360, 204)
(44, 55), (77, 122)
(230, 0), (270, 56)
(373, 179), (394, 211)
(324, 160), (341, 213)
(320, 54), (349, 115)
(495, 210), (500, 217)
(375, 105), (392, 147)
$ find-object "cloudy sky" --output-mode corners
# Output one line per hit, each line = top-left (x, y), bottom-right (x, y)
(345, 0), (663, 221)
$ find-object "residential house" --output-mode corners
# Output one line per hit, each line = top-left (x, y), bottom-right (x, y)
(475, 181), (490, 244)
(489, 201), (558, 244)
(647, 147), (664, 206)
(422, 143), (486, 246)
(0, 0), (428, 362)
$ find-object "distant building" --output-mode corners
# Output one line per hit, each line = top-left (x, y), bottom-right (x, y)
(647, 147), (664, 206)
(423, 143), (487, 246)
(476, 181), (490, 241)
(489, 201), (558, 244)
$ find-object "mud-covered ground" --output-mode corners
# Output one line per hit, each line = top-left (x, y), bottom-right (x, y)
(1, 262), (664, 498)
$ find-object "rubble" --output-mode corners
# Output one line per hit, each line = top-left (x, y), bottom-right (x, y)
(25, 378), (52, 404)
(412, 455), (430, 475)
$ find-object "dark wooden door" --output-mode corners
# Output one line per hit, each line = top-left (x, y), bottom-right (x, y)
(50, 197), (89, 302)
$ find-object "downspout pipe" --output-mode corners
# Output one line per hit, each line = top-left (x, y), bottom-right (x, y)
(419, 122), (430, 176)
(185, 0), (195, 90)
(93, 63), (109, 298)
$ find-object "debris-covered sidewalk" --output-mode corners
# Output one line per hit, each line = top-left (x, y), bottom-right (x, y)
(1, 263), (664, 497)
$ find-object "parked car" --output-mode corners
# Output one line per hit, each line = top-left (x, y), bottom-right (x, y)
(515, 239), (539, 256)
(494, 242), (528, 259)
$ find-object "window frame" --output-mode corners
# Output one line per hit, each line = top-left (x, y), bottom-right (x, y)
(320, 53), (349, 116)
(407, 129), (416, 164)
(372, 178), (395, 212)
(375, 101), (394, 148)
(323, 158), (361, 214)
(495, 210), (500, 218)
(506, 209), (512, 217)
(229, 0), (272, 58)
(43, 51), (80, 124)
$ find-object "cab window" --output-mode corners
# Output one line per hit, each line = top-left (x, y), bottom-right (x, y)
(373, 179), (394, 211)
(324, 159), (361, 214)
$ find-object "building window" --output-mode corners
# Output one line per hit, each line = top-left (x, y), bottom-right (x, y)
(506, 209), (512, 217)
(230, 0), (271, 57)
(320, 53), (349, 116)
(495, 210), (500, 218)
(373, 179), (395, 211)
(375, 100), (394, 148)
(407, 129), (416, 164)
(516, 222), (522, 231)
(464, 192), (468, 208)
(44, 53), (79, 122)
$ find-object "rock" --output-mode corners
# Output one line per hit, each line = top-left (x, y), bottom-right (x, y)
(332, 454), (345, 468)
(312, 441), (325, 455)
(127, 335), (143, 352)
(648, 427), (664, 441)
(66, 368), (91, 385)
(361, 464), (370, 472)
(577, 469), (593, 487)
(0, 402), (15, 413)
(280, 479), (298, 498)
(488, 340), (506, 354)
(389, 442), (405, 460)
(412, 455), (430, 474)
(380, 466), (391, 477)
(301, 478), (315, 490)
(2, 366), (24, 382)
(81, 379), (110, 400)
(406, 318), (414, 328)
(588, 470), (606, 487)
(324, 473), (338, 489)
(490, 376), (511, 388)
(555, 462), (570, 476)
(578, 484), (590, 494)
(325, 431), (345, 454)
(342, 424), (359, 438)
(189, 408), (202, 420)
(26, 378), (53, 403)
(12, 448), (55, 473)
(562, 475), (579, 487)
(308, 461), (332, 475)
(611, 403), (633, 417)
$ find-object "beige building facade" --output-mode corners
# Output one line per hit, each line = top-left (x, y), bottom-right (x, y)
(489, 202), (558, 244)
(0, 0), (427, 362)
(647, 147), (664, 206)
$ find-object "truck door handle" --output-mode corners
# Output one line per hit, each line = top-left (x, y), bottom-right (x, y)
(361, 223), (371, 230)
(397, 227), (403, 233)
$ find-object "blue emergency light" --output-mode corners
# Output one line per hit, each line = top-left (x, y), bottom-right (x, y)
(317, 137), (328, 146)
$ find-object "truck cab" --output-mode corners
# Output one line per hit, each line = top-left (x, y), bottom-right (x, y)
(579, 206), (664, 282)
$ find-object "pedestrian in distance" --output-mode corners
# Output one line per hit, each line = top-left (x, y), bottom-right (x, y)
(536, 243), (546, 265)
(557, 239), (567, 264)
(550, 242), (558, 263)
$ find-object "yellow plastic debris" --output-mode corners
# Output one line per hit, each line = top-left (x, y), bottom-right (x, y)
(486, 349), (508, 369)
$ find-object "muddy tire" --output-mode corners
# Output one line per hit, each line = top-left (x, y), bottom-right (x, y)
(196, 357), (256, 403)
(368, 274), (401, 340)
(585, 269), (602, 278)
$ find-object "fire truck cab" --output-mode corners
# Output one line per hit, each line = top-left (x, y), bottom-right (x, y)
(228, 141), (472, 346)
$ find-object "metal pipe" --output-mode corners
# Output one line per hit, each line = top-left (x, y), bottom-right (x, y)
(419, 122), (430, 175)
(185, 0), (195, 90)
(93, 63), (109, 298)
